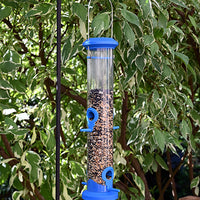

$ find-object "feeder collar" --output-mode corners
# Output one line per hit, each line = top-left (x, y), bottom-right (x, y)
(83, 38), (118, 50)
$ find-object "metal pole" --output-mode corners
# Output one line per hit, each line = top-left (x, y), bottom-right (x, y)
(56, 0), (61, 199)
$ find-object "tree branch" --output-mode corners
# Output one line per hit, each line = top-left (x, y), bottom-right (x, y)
(156, 165), (163, 199)
(188, 152), (195, 195)
(118, 91), (128, 149)
(1, 134), (15, 158)
(44, 77), (87, 109)
(166, 149), (178, 200)
(158, 150), (188, 200)
(39, 21), (47, 66)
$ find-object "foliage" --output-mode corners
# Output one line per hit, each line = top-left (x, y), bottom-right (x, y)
(0, 0), (200, 199)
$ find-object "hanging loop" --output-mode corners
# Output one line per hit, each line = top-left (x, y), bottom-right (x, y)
(87, 0), (114, 39)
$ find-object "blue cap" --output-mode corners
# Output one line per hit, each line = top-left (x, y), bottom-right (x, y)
(83, 38), (118, 50)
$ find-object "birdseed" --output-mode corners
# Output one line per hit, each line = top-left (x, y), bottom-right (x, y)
(87, 89), (113, 185)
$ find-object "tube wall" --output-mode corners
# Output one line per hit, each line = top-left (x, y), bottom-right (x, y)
(87, 48), (114, 185)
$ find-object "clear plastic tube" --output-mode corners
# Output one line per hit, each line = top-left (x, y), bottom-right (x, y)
(87, 48), (114, 185)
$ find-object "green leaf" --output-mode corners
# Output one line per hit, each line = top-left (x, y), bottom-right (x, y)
(143, 153), (154, 172)
(0, 7), (11, 21)
(143, 35), (154, 46)
(154, 27), (164, 39)
(11, 129), (28, 136)
(152, 57), (161, 73)
(70, 161), (85, 177)
(62, 38), (71, 64)
(186, 64), (197, 83)
(34, 3), (53, 15)
(180, 119), (191, 140)
(188, 15), (197, 30)
(150, 42), (159, 56)
(191, 176), (200, 189)
(80, 19), (87, 40)
(41, 181), (53, 199)
(169, 102), (177, 120)
(91, 12), (110, 36)
(173, 25), (184, 35)
(153, 90), (159, 102)
(46, 131), (56, 150)
(158, 13), (167, 28)
(26, 151), (41, 166)
(29, 165), (38, 183)
(26, 9), (42, 17)
(138, 0), (152, 18)
(0, 61), (20, 73)
(0, 79), (13, 90)
(153, 128), (166, 153)
(5, 117), (18, 129)
(121, 9), (140, 27)
(132, 173), (145, 196)
(10, 80), (26, 93)
(13, 176), (23, 190)
(12, 191), (22, 200)
(13, 142), (23, 157)
(124, 22), (135, 48)
(135, 54), (145, 72)
(0, 164), (11, 185)
(72, 3), (87, 23)
(169, 0), (189, 9)
(156, 154), (168, 170)
(62, 67), (76, 75)
(114, 22), (123, 42)
(162, 64), (172, 78)
(0, 89), (9, 99)
(190, 110), (200, 126)
(175, 52), (189, 66)
(4, 50), (20, 63)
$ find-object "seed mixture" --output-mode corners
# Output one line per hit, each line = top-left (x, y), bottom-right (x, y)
(87, 89), (113, 185)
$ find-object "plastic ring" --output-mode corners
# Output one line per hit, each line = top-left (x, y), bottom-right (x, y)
(102, 167), (114, 181)
(87, 107), (99, 123)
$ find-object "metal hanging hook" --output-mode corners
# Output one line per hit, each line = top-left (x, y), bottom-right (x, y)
(87, 0), (114, 39)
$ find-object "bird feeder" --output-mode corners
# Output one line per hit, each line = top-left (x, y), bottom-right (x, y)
(80, 1), (120, 200)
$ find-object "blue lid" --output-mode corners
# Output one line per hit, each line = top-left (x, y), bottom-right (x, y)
(83, 38), (118, 50)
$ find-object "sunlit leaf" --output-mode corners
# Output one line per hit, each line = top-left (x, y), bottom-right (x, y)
(91, 12), (110, 36)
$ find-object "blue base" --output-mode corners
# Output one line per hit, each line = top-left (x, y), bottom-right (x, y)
(82, 190), (118, 200)
(82, 168), (119, 200)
